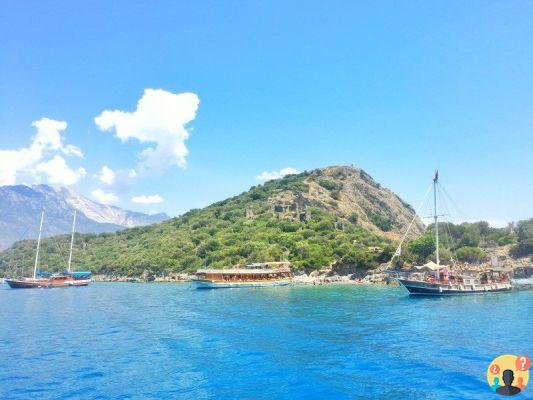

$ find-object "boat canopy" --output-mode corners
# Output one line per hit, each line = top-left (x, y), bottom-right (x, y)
(36, 271), (53, 277)
(64, 271), (92, 279)
(197, 268), (288, 274)
(413, 261), (449, 271)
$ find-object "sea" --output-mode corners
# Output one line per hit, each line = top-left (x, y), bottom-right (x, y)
(0, 283), (531, 400)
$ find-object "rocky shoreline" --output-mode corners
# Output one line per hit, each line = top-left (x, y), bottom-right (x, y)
(91, 264), (532, 285)
(91, 270), (398, 285)
(92, 272), (190, 283)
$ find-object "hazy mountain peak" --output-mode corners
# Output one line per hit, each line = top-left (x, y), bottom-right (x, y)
(0, 184), (168, 250)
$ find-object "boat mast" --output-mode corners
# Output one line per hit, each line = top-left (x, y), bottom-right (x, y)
(33, 210), (45, 279)
(67, 210), (77, 273)
(433, 170), (440, 265)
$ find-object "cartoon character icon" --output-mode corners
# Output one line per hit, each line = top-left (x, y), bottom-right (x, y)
(487, 355), (529, 397)
(496, 370), (521, 396)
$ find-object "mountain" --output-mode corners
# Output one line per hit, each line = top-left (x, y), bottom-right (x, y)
(0, 166), (424, 276)
(0, 184), (168, 250)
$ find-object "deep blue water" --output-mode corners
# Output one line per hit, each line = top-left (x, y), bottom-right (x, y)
(0, 283), (531, 400)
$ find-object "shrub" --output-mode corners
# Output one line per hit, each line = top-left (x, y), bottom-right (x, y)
(455, 246), (487, 263)
(369, 212), (393, 232)
(319, 179), (339, 191)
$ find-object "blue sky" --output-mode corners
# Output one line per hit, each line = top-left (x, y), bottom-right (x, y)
(1, 1), (532, 225)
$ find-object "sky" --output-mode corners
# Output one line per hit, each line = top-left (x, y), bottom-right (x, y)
(1, 1), (532, 225)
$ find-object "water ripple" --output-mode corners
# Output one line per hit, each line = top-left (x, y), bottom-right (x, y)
(0, 283), (531, 399)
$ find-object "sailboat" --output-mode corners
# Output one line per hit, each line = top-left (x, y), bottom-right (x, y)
(5, 210), (91, 289)
(396, 171), (512, 295)
(5, 211), (50, 288)
(61, 210), (92, 286)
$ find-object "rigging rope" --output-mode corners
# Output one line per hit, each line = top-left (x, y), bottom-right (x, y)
(437, 183), (459, 264)
(389, 183), (433, 266)
(438, 182), (467, 221)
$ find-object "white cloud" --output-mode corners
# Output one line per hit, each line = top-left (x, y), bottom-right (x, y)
(0, 117), (84, 186)
(36, 155), (87, 185)
(256, 167), (299, 181)
(98, 165), (116, 185)
(63, 144), (83, 158)
(131, 194), (164, 204)
(94, 88), (200, 174)
(91, 188), (118, 204)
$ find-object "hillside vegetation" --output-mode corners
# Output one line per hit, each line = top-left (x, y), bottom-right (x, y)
(396, 220), (525, 266)
(2, 166), (529, 278)
(0, 166), (421, 276)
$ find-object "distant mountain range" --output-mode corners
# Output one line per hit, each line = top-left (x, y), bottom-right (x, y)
(0, 184), (168, 250)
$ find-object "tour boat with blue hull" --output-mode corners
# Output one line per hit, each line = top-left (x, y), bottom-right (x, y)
(391, 171), (513, 296)
(397, 278), (512, 295)
(192, 262), (293, 289)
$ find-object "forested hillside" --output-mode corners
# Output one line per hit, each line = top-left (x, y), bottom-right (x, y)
(0, 166), (421, 276)
(2, 166), (529, 278)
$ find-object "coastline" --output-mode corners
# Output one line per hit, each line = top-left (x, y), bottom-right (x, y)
(90, 271), (399, 286)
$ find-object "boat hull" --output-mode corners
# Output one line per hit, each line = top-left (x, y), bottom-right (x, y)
(67, 279), (91, 287)
(5, 278), (91, 289)
(398, 278), (512, 295)
(192, 279), (291, 289)
(5, 278), (50, 289)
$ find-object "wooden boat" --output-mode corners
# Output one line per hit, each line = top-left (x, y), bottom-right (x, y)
(5, 277), (51, 289)
(397, 266), (512, 295)
(393, 171), (512, 296)
(5, 210), (91, 289)
(61, 210), (91, 286)
(5, 210), (47, 289)
(192, 262), (293, 289)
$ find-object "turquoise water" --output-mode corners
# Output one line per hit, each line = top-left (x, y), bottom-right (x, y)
(0, 283), (531, 399)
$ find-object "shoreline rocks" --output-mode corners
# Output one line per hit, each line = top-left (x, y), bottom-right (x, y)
(92, 273), (191, 283)
(292, 272), (399, 286)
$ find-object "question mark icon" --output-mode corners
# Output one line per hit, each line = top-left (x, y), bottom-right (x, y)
(515, 355), (531, 371)
(491, 364), (500, 374)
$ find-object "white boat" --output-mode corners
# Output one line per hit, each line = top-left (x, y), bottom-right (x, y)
(192, 263), (293, 289)
(192, 279), (292, 289)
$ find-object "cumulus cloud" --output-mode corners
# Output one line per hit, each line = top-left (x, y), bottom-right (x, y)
(94, 88), (200, 174)
(98, 165), (116, 185)
(36, 155), (87, 185)
(0, 118), (84, 185)
(131, 194), (164, 204)
(256, 167), (299, 181)
(91, 188), (118, 204)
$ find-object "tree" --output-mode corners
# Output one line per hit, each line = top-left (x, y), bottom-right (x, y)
(512, 219), (533, 257)
(408, 234), (435, 263)
(455, 246), (487, 263)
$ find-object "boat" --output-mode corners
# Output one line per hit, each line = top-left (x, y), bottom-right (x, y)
(6, 210), (91, 289)
(394, 171), (512, 296)
(61, 210), (91, 287)
(191, 262), (293, 289)
(5, 210), (48, 289)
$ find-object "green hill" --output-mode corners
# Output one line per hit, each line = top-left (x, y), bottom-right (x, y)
(0, 166), (425, 277)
